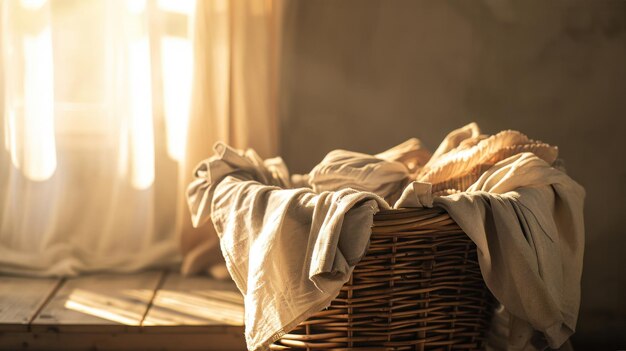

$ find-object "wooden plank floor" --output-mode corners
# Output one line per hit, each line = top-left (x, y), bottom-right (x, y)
(0, 271), (245, 351)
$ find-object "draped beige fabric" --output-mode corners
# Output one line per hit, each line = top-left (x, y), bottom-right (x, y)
(177, 0), (283, 275)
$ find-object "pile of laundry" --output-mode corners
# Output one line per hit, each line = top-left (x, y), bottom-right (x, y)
(187, 123), (585, 351)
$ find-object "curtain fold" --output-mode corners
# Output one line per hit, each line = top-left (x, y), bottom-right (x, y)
(178, 0), (283, 275)
(0, 0), (281, 277)
(0, 0), (180, 276)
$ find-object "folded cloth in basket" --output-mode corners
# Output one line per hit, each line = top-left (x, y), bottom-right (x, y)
(307, 137), (433, 204)
(415, 123), (559, 188)
(308, 149), (410, 204)
(397, 152), (585, 350)
(187, 142), (389, 351)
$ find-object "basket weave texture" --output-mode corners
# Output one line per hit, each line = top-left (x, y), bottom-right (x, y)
(272, 207), (495, 351)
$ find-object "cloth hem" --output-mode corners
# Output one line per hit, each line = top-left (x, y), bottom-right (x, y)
(254, 291), (342, 351)
(221, 244), (345, 351)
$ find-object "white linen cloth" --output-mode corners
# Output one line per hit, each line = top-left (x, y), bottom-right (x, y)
(374, 137), (432, 172)
(397, 152), (585, 350)
(187, 143), (389, 351)
(308, 149), (410, 203)
(307, 138), (432, 203)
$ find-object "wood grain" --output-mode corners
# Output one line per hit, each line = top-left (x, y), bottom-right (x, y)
(0, 276), (62, 331)
(0, 330), (246, 351)
(0, 271), (247, 350)
(143, 273), (244, 327)
(31, 271), (163, 330)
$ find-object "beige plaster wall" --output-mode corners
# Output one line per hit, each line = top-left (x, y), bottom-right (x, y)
(278, 1), (626, 348)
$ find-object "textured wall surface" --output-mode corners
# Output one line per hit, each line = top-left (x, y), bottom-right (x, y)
(278, 1), (626, 348)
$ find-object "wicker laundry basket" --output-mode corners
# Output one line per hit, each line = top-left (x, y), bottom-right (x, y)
(269, 145), (552, 350)
(272, 207), (495, 351)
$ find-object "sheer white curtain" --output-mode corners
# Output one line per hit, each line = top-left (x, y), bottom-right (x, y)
(0, 0), (283, 277)
(178, 0), (283, 275)
(0, 0), (198, 276)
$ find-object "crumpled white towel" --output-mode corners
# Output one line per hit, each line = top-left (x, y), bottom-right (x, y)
(308, 149), (410, 203)
(187, 143), (389, 351)
(375, 137), (432, 172)
(308, 136), (432, 203)
(398, 152), (585, 350)
(307, 138), (434, 204)
(187, 143), (290, 228)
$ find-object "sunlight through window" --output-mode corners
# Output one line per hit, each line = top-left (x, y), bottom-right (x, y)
(3, 0), (196, 186)
(126, 0), (147, 15)
(2, 1), (57, 181)
(64, 288), (152, 325)
(143, 289), (244, 326)
(162, 38), (192, 162)
(129, 38), (155, 190)
(19, 0), (47, 10)
(160, 0), (194, 162)
(21, 26), (57, 181)
(157, 0), (195, 14)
